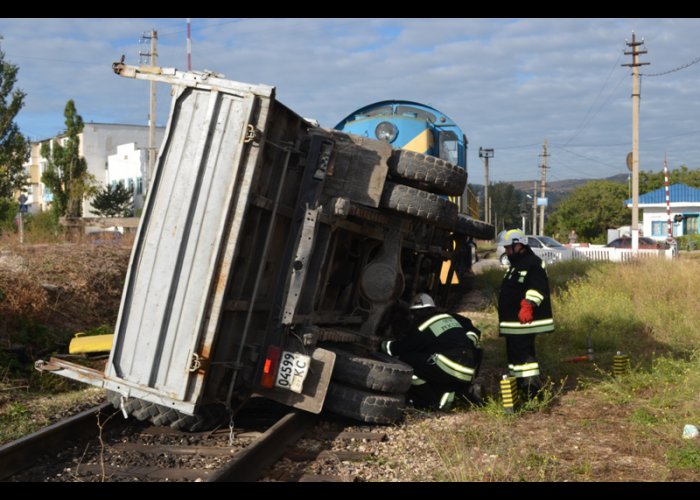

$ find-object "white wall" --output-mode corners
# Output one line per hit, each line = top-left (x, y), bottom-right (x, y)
(80, 123), (165, 216)
(106, 142), (148, 213)
(642, 205), (700, 239)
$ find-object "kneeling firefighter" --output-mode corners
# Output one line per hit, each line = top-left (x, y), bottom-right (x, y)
(380, 293), (483, 411)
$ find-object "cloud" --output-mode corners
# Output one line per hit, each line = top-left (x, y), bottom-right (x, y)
(1, 17), (699, 182)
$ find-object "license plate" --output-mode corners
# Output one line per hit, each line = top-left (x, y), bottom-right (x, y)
(275, 351), (310, 394)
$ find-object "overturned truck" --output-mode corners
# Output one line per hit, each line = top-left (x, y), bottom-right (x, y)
(36, 62), (494, 428)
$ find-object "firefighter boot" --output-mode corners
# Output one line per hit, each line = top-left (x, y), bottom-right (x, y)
(459, 383), (485, 407)
(518, 375), (543, 401)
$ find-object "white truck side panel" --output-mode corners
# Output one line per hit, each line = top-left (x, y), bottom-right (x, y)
(107, 85), (258, 402)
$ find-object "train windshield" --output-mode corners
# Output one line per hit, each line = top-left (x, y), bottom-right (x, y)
(439, 130), (459, 165)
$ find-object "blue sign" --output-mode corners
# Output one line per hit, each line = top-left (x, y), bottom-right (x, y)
(536, 197), (548, 207)
(19, 204), (28, 213)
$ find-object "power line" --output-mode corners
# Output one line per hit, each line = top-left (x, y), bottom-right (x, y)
(562, 50), (625, 148)
(490, 142), (541, 150)
(642, 54), (700, 77)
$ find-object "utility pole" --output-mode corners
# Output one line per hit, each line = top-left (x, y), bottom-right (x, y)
(539, 139), (549, 235)
(622, 32), (648, 252)
(532, 181), (537, 235)
(187, 18), (192, 70)
(140, 29), (158, 190)
(479, 147), (494, 225)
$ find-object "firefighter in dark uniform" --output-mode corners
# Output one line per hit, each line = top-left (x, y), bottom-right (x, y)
(380, 293), (483, 411)
(498, 229), (554, 399)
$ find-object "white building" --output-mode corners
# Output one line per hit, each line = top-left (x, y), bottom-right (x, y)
(23, 123), (165, 215)
(106, 142), (149, 214)
(625, 183), (700, 240)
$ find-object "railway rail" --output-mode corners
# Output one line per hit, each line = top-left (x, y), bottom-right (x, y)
(0, 396), (395, 482)
(0, 397), (316, 482)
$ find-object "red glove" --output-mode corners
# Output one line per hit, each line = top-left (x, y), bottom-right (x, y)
(518, 299), (534, 324)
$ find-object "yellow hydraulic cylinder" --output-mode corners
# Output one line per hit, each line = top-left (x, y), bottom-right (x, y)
(613, 351), (630, 376)
(500, 375), (519, 413)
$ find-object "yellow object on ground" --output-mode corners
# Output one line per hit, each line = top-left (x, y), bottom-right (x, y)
(68, 332), (114, 354)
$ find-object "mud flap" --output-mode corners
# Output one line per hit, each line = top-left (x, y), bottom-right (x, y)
(255, 347), (336, 414)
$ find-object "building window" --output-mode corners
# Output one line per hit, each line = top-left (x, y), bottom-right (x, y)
(128, 178), (135, 193)
(686, 215), (699, 235)
(136, 177), (143, 195)
(651, 221), (667, 237)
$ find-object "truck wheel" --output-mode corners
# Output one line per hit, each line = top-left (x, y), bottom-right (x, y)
(454, 213), (495, 240)
(325, 345), (413, 393)
(380, 182), (458, 229)
(388, 149), (466, 196)
(324, 382), (404, 424)
(106, 391), (226, 432)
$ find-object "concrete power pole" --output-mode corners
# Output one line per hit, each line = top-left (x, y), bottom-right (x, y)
(140, 29), (158, 190)
(539, 139), (549, 235)
(479, 147), (494, 225)
(622, 32), (648, 252)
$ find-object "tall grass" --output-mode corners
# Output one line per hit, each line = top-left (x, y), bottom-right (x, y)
(553, 258), (700, 356)
(478, 257), (700, 361)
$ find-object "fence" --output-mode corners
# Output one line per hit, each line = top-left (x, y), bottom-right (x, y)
(557, 246), (675, 263)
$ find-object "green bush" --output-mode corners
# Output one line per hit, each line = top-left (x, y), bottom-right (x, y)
(24, 209), (62, 243)
(0, 197), (18, 233)
(675, 234), (700, 251)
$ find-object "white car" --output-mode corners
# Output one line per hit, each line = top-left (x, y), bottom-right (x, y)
(496, 234), (568, 266)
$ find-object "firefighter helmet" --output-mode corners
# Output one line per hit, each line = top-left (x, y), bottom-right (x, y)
(502, 229), (528, 247)
(410, 293), (435, 309)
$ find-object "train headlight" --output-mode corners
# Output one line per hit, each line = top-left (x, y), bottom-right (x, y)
(375, 122), (398, 143)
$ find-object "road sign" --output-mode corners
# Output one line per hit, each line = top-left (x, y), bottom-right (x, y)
(19, 204), (28, 213)
(18, 194), (28, 204)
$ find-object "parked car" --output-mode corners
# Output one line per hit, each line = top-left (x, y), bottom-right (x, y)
(497, 234), (567, 266)
(605, 236), (671, 250)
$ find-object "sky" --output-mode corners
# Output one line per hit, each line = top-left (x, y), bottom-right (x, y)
(1, 18), (699, 184)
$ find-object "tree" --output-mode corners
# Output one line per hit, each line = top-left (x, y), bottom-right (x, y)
(489, 182), (527, 232)
(90, 182), (133, 217)
(0, 42), (30, 199)
(40, 100), (96, 217)
(640, 165), (700, 193)
(546, 180), (630, 243)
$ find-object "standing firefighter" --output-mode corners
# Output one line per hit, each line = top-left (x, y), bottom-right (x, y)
(380, 293), (483, 411)
(498, 229), (554, 399)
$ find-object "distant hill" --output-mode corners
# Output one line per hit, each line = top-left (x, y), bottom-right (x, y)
(507, 173), (628, 195)
(470, 173), (629, 208)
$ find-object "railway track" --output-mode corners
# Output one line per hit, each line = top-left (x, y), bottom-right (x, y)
(0, 397), (316, 482)
(0, 396), (396, 482)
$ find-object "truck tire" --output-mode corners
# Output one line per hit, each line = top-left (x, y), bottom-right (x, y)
(380, 182), (458, 229)
(324, 382), (405, 424)
(454, 213), (495, 240)
(106, 391), (226, 432)
(388, 149), (466, 196)
(325, 345), (413, 394)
